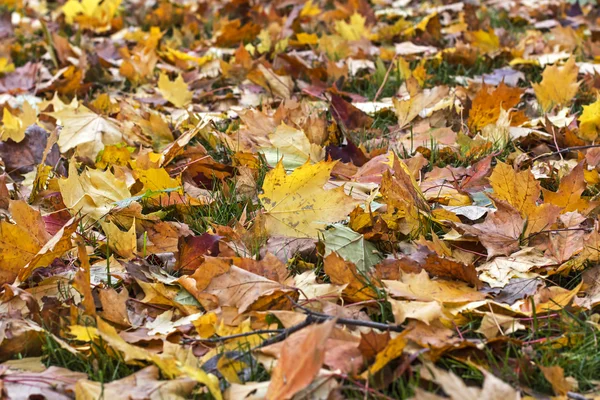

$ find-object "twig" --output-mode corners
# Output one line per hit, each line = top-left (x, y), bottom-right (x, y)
(202, 316), (315, 373)
(291, 298), (404, 332)
(373, 56), (398, 102)
(200, 300), (403, 374)
(532, 144), (600, 161)
(181, 329), (284, 344)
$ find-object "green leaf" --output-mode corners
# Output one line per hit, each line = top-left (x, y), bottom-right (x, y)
(323, 224), (383, 272)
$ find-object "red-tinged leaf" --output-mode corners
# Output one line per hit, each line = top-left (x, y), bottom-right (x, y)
(175, 233), (222, 273)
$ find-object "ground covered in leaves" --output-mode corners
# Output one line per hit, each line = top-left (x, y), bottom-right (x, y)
(2, 0), (600, 399)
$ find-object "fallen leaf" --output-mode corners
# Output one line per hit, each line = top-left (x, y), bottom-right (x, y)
(468, 83), (522, 132)
(578, 98), (600, 141)
(489, 161), (539, 216)
(323, 252), (378, 303)
(323, 223), (382, 272)
(157, 72), (193, 108)
(540, 365), (574, 396)
(75, 365), (197, 400)
(384, 270), (486, 303)
(533, 57), (579, 111)
(259, 160), (359, 238)
(58, 162), (131, 221)
(458, 199), (524, 258)
(47, 102), (122, 159)
(266, 319), (336, 400)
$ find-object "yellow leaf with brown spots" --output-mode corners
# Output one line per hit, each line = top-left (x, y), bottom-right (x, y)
(259, 160), (359, 238)
(489, 161), (540, 216)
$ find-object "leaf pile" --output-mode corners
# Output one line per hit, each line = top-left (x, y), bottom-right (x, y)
(2, 0), (600, 399)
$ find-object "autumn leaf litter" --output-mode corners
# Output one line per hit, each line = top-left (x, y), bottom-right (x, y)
(2, 0), (600, 399)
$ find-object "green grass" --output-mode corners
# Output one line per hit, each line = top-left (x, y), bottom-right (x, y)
(343, 58), (404, 100)
(41, 333), (140, 383)
(437, 308), (600, 395)
(424, 56), (506, 87)
(185, 179), (252, 234)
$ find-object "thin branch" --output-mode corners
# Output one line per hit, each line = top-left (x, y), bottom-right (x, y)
(291, 298), (404, 332)
(373, 56), (397, 102)
(532, 144), (600, 161)
(181, 329), (284, 344)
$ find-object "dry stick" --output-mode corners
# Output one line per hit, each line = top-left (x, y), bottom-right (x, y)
(181, 329), (284, 344)
(291, 298), (404, 332)
(532, 144), (600, 161)
(187, 301), (402, 346)
(373, 56), (398, 102)
(202, 316), (315, 374)
(199, 302), (403, 373)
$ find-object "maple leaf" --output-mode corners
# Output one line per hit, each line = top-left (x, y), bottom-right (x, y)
(393, 86), (449, 129)
(101, 220), (137, 259)
(384, 270), (486, 303)
(578, 98), (600, 141)
(259, 160), (359, 238)
(335, 13), (369, 41)
(0, 102), (37, 142)
(76, 366), (197, 400)
(61, 0), (121, 32)
(533, 57), (580, 112)
(262, 122), (325, 168)
(468, 83), (523, 132)
(0, 201), (49, 285)
(266, 319), (335, 400)
(58, 162), (131, 221)
(542, 162), (593, 213)
(47, 102), (122, 159)
(458, 199), (523, 258)
(157, 72), (193, 108)
(489, 160), (540, 216)
(0, 201), (77, 285)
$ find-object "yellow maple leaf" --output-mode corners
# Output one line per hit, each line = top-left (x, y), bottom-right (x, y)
(0, 57), (15, 74)
(0, 201), (49, 285)
(335, 13), (368, 41)
(578, 98), (600, 141)
(259, 160), (360, 238)
(1, 102), (37, 142)
(489, 161), (540, 216)
(300, 0), (321, 17)
(62, 0), (121, 32)
(296, 32), (318, 45)
(58, 162), (131, 221)
(46, 102), (122, 159)
(136, 167), (182, 192)
(533, 57), (580, 112)
(101, 220), (137, 259)
(468, 29), (500, 54)
(157, 72), (193, 108)
(263, 122), (325, 169)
